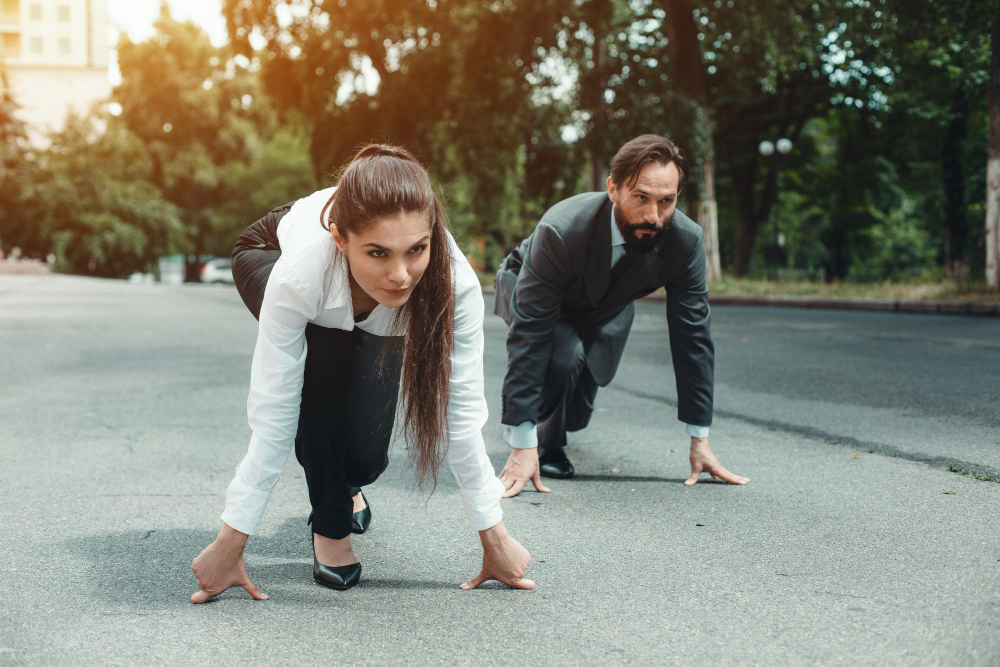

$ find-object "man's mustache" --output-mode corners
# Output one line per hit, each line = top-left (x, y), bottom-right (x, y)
(626, 221), (662, 232)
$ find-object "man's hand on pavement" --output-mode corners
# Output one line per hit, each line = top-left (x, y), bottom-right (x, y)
(498, 447), (551, 497)
(685, 437), (750, 486)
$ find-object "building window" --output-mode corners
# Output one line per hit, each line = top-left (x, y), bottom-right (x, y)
(58, 37), (70, 55)
(1, 31), (20, 58)
(2, 0), (19, 24)
(57, 5), (70, 22)
(30, 36), (42, 54)
(29, 4), (42, 20)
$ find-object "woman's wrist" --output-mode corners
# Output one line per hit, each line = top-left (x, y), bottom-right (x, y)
(216, 523), (250, 551)
(478, 520), (509, 546)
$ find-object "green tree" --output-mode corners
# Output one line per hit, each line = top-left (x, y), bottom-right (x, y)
(116, 2), (271, 280)
(37, 113), (185, 277)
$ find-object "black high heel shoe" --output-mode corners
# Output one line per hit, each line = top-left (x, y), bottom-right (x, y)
(351, 492), (372, 534)
(312, 536), (362, 590)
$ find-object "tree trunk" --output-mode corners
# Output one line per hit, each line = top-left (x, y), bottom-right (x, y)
(942, 88), (969, 278)
(663, 0), (721, 282)
(987, 1), (1000, 289)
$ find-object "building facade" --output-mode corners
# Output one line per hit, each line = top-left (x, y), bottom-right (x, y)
(1, 0), (110, 141)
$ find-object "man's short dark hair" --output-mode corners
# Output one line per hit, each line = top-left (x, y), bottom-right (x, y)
(610, 134), (686, 191)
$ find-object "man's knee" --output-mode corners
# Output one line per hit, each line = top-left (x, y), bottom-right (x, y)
(546, 324), (587, 385)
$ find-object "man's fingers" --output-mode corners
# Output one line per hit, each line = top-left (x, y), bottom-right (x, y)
(709, 464), (750, 485)
(684, 470), (701, 486)
(500, 474), (515, 491)
(460, 570), (492, 590)
(531, 471), (551, 493)
(503, 479), (527, 498)
(190, 589), (215, 604)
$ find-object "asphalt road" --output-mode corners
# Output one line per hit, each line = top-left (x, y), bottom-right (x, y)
(1, 274), (998, 666)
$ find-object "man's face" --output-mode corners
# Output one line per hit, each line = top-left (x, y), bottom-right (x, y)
(606, 161), (681, 254)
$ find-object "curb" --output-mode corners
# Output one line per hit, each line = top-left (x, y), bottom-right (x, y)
(481, 283), (999, 317)
(698, 293), (999, 317)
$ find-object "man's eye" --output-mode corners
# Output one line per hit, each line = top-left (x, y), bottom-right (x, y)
(409, 245), (426, 254)
(661, 199), (674, 205)
(636, 195), (646, 201)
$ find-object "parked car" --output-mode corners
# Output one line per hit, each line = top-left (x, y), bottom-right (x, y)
(200, 258), (234, 284)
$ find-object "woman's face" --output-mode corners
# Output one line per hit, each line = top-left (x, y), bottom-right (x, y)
(332, 211), (433, 308)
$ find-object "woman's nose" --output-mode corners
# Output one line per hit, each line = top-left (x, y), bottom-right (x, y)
(387, 261), (409, 285)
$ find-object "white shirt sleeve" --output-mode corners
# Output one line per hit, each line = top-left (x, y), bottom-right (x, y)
(444, 280), (506, 531)
(221, 258), (321, 535)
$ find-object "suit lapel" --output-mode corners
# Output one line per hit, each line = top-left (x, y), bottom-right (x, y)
(584, 197), (614, 308)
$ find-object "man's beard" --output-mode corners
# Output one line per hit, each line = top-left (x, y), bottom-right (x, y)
(614, 205), (667, 254)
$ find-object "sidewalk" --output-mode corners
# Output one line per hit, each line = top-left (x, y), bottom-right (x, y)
(480, 284), (1000, 316)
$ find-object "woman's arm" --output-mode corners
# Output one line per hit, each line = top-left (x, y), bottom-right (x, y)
(222, 258), (321, 535)
(445, 272), (534, 590)
(191, 257), (321, 603)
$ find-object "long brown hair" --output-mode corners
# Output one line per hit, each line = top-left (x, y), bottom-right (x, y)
(320, 144), (455, 489)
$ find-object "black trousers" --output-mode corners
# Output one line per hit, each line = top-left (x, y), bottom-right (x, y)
(232, 214), (403, 540)
(536, 320), (600, 453)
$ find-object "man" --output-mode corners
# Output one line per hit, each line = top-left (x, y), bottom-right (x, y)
(494, 134), (749, 496)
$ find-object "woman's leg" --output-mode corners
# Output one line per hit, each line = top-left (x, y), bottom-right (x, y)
(294, 325), (404, 541)
(231, 203), (292, 320)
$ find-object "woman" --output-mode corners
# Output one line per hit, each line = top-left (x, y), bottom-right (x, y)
(190, 144), (533, 600)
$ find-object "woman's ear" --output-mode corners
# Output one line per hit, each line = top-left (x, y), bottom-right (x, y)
(330, 224), (346, 252)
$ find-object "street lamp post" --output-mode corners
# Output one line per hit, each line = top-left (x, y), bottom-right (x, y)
(758, 138), (793, 278)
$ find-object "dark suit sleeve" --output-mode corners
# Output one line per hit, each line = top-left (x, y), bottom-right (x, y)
(665, 237), (714, 427)
(500, 223), (571, 426)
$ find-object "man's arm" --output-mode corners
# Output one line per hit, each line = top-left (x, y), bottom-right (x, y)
(500, 223), (572, 431)
(666, 236), (714, 429)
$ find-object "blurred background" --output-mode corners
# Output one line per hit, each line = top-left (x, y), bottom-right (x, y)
(1, 0), (997, 298)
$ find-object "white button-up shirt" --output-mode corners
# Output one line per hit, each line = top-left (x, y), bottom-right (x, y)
(502, 205), (709, 448)
(221, 187), (505, 535)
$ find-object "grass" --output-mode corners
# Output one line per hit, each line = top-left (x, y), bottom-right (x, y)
(947, 464), (1000, 483)
(475, 270), (999, 301)
(709, 277), (1000, 302)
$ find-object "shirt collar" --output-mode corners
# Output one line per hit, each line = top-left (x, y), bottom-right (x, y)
(324, 248), (353, 310)
(610, 205), (625, 247)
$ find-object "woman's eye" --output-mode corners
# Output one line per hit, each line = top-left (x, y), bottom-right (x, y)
(409, 245), (426, 254)
(368, 250), (386, 258)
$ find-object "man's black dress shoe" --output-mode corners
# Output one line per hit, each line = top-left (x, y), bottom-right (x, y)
(313, 541), (362, 590)
(538, 449), (575, 479)
(351, 492), (371, 534)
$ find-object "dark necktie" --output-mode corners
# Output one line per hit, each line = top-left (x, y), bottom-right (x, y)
(609, 247), (636, 286)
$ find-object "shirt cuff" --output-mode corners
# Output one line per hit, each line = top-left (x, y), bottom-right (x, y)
(685, 423), (710, 439)
(502, 421), (538, 449)
(220, 476), (272, 536)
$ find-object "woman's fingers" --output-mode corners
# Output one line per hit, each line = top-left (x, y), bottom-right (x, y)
(190, 588), (215, 604)
(683, 468), (702, 486)
(242, 579), (269, 600)
(460, 570), (492, 590)
(507, 577), (536, 590)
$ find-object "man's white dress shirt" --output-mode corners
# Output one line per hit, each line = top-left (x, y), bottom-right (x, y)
(221, 187), (505, 535)
(502, 206), (710, 449)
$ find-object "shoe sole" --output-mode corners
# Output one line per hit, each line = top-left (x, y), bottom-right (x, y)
(539, 469), (575, 479)
(313, 575), (359, 591)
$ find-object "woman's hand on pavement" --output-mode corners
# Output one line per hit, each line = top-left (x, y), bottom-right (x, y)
(190, 523), (268, 603)
(460, 521), (535, 590)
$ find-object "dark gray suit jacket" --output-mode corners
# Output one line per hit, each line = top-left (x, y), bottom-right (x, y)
(494, 191), (714, 429)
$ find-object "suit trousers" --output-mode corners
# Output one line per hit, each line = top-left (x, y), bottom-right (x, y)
(232, 216), (403, 540)
(536, 320), (601, 452)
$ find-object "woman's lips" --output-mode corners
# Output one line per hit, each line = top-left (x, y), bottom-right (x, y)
(383, 287), (409, 296)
